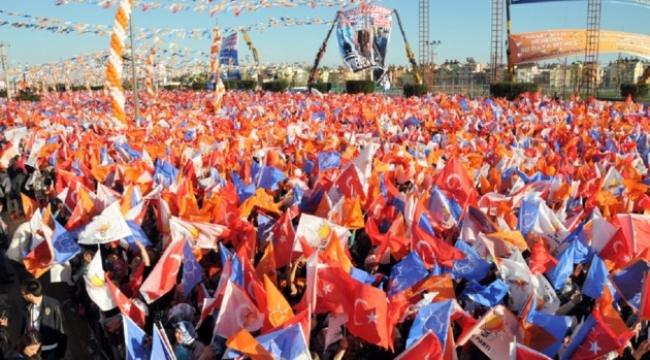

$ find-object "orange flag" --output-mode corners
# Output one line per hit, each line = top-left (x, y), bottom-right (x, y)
(256, 241), (277, 286)
(324, 233), (353, 273)
(264, 275), (294, 328)
(342, 197), (364, 230)
(226, 329), (273, 360)
(21, 193), (39, 219)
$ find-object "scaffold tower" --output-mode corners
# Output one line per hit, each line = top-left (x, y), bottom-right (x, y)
(582, 0), (602, 97)
(418, 0), (430, 85)
(490, 0), (504, 83)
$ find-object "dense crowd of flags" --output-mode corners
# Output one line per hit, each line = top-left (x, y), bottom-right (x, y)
(2, 90), (650, 359)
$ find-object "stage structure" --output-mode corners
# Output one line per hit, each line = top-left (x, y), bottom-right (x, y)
(505, 0), (650, 97)
(307, 4), (422, 91)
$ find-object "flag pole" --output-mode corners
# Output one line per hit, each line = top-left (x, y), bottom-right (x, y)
(129, 13), (140, 123)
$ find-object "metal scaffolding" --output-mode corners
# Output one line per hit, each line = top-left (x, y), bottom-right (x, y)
(418, 0), (430, 85)
(582, 0), (602, 97)
(490, 0), (504, 83)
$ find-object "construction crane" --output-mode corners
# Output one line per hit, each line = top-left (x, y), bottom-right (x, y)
(394, 10), (422, 85)
(639, 65), (650, 85)
(241, 30), (260, 66)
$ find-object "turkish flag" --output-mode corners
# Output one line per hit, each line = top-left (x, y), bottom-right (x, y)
(139, 239), (185, 304)
(411, 224), (466, 268)
(334, 164), (365, 200)
(394, 331), (443, 360)
(106, 273), (146, 328)
(345, 280), (389, 349)
(434, 156), (479, 209)
(599, 228), (632, 269)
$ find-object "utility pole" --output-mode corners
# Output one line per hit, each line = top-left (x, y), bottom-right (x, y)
(129, 15), (140, 122)
(0, 43), (11, 98)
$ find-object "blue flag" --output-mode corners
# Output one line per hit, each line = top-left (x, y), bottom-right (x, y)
(609, 258), (650, 307)
(123, 220), (152, 251)
(257, 213), (276, 246)
(317, 151), (341, 172)
(151, 324), (175, 360)
(153, 160), (179, 187)
(406, 300), (454, 348)
(545, 239), (579, 290)
(182, 241), (202, 297)
(452, 239), (490, 282)
(525, 296), (572, 358)
(388, 252), (428, 297)
(351, 267), (381, 286)
(256, 166), (287, 191)
(459, 279), (509, 307)
(582, 255), (614, 300)
(123, 315), (147, 360)
(230, 171), (255, 203)
(518, 199), (539, 238)
(219, 243), (244, 288)
(562, 223), (591, 264)
(52, 221), (80, 264)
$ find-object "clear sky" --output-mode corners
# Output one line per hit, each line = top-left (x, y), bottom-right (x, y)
(0, 0), (649, 70)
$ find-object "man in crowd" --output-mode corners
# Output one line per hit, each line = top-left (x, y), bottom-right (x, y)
(20, 278), (67, 360)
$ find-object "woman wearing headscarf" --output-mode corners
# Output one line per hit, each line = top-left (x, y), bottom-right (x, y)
(173, 321), (206, 360)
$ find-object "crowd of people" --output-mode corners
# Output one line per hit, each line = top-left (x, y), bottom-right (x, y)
(1, 89), (650, 360)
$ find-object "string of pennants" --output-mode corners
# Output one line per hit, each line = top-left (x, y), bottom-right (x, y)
(50, 0), (383, 16)
(0, 9), (335, 40)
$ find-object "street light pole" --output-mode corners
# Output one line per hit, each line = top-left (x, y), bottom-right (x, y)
(428, 40), (441, 89)
(129, 14), (140, 122)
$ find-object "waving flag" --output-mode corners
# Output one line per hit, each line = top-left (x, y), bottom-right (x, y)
(225, 324), (310, 360)
(388, 252), (428, 297)
(582, 255), (614, 300)
(106, 272), (146, 328)
(84, 251), (116, 311)
(51, 220), (80, 263)
(459, 279), (509, 308)
(256, 166), (287, 191)
(123, 315), (147, 360)
(182, 241), (202, 297)
(395, 331), (443, 360)
(406, 300), (454, 349)
(139, 239), (185, 304)
(151, 323), (176, 360)
(458, 305), (523, 360)
(78, 201), (132, 245)
(214, 280), (264, 338)
(452, 239), (490, 282)
(317, 151), (341, 172)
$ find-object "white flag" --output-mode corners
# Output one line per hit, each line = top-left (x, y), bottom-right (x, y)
(84, 252), (117, 311)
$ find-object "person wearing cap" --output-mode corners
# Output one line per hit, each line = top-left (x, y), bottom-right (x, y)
(173, 321), (205, 360)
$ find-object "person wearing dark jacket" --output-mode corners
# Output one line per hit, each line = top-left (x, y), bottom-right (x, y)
(19, 279), (66, 360)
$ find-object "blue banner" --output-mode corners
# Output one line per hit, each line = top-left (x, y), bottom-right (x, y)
(219, 32), (241, 80)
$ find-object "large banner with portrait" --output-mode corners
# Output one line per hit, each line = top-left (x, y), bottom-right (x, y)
(336, 5), (393, 85)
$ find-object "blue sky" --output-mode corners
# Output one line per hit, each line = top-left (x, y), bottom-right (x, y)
(0, 0), (649, 70)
